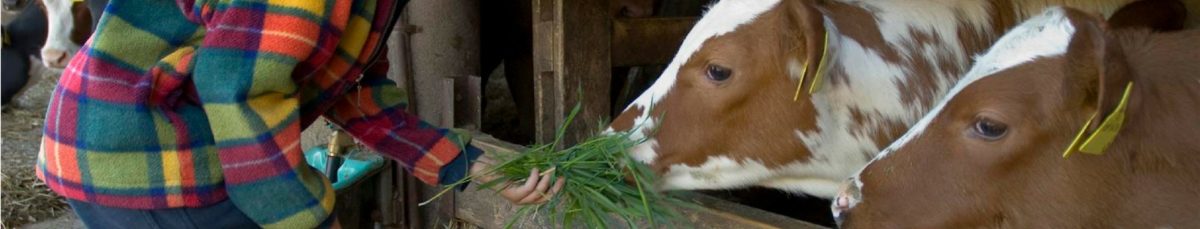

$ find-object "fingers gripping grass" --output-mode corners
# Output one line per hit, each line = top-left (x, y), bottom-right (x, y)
(424, 104), (683, 228)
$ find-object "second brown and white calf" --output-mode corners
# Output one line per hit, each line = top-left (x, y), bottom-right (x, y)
(834, 6), (1200, 228)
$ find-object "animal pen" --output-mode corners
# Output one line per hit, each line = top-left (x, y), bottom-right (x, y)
(300, 0), (831, 228)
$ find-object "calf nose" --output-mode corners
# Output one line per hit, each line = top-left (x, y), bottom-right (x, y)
(832, 178), (862, 227)
(41, 49), (70, 69)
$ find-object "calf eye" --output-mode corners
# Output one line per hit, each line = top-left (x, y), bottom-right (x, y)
(972, 118), (1008, 141)
(706, 64), (732, 82)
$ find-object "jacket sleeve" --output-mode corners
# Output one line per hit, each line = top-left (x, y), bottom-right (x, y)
(185, 0), (336, 227)
(321, 55), (483, 187)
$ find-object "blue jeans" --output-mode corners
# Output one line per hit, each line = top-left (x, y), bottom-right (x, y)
(67, 199), (336, 229)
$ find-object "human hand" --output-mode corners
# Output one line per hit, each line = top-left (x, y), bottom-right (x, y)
(469, 155), (566, 205)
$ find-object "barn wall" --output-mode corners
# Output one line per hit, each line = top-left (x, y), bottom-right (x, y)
(407, 0), (481, 125)
(1186, 0), (1200, 27)
(404, 0), (482, 228)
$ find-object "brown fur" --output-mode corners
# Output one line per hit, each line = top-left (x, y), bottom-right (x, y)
(67, 1), (90, 45)
(1108, 0), (1188, 31)
(843, 9), (1200, 228)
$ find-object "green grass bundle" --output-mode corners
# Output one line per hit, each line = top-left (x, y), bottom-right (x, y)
(425, 104), (684, 228)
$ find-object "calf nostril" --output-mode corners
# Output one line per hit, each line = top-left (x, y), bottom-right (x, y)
(836, 182), (862, 206)
(832, 179), (863, 217)
(835, 195), (852, 210)
(832, 183), (861, 228)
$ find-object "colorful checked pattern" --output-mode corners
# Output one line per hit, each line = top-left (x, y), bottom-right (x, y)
(35, 0), (480, 227)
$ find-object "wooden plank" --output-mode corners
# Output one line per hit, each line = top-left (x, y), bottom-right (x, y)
(531, 0), (612, 146)
(454, 135), (829, 229)
(611, 17), (697, 67)
(533, 71), (561, 144)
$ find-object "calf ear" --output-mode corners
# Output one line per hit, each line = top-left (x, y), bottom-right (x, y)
(782, 0), (828, 94)
(1063, 10), (1131, 131)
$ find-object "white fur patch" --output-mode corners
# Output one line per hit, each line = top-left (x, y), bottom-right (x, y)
(787, 1), (991, 196)
(629, 139), (659, 163)
(659, 155), (847, 198)
(867, 1), (992, 54)
(787, 58), (804, 80)
(872, 7), (1077, 161)
(40, 0), (84, 69)
(660, 156), (773, 190)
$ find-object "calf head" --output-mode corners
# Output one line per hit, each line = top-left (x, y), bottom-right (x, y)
(609, 0), (836, 195)
(834, 7), (1145, 228)
(40, 0), (92, 69)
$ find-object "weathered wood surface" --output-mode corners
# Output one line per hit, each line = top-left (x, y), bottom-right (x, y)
(397, 0), (483, 227)
(454, 76), (483, 130)
(532, 0), (613, 146)
(452, 135), (830, 229)
(611, 17), (697, 67)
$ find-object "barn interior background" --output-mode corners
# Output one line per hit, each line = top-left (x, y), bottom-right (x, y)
(291, 0), (836, 227)
(318, 0), (837, 228)
(2, 0), (1105, 227)
(8, 0), (1200, 228)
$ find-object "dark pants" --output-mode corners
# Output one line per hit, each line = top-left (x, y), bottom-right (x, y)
(67, 198), (338, 229)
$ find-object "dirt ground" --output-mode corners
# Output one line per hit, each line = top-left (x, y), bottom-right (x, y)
(2, 60), (71, 228)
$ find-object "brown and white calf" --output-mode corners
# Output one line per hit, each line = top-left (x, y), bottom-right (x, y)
(40, 0), (103, 69)
(833, 7), (1200, 228)
(607, 0), (1139, 198)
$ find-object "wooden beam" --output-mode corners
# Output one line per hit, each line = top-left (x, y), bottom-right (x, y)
(531, 0), (612, 146)
(611, 17), (697, 67)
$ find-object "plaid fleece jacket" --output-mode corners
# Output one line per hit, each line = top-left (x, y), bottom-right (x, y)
(35, 0), (481, 227)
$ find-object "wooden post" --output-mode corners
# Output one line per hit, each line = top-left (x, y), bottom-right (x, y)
(531, 0), (612, 146)
(394, 0), (481, 227)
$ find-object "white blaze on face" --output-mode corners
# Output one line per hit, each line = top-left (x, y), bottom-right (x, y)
(846, 7), (1079, 198)
(611, 0), (782, 164)
(41, 0), (83, 69)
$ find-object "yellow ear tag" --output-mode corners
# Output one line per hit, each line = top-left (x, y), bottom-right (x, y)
(808, 31), (830, 94)
(1062, 113), (1096, 158)
(1079, 82), (1134, 154)
(792, 31), (830, 101)
(792, 62), (809, 101)
(72, 0), (84, 3)
(1063, 82), (1134, 158)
